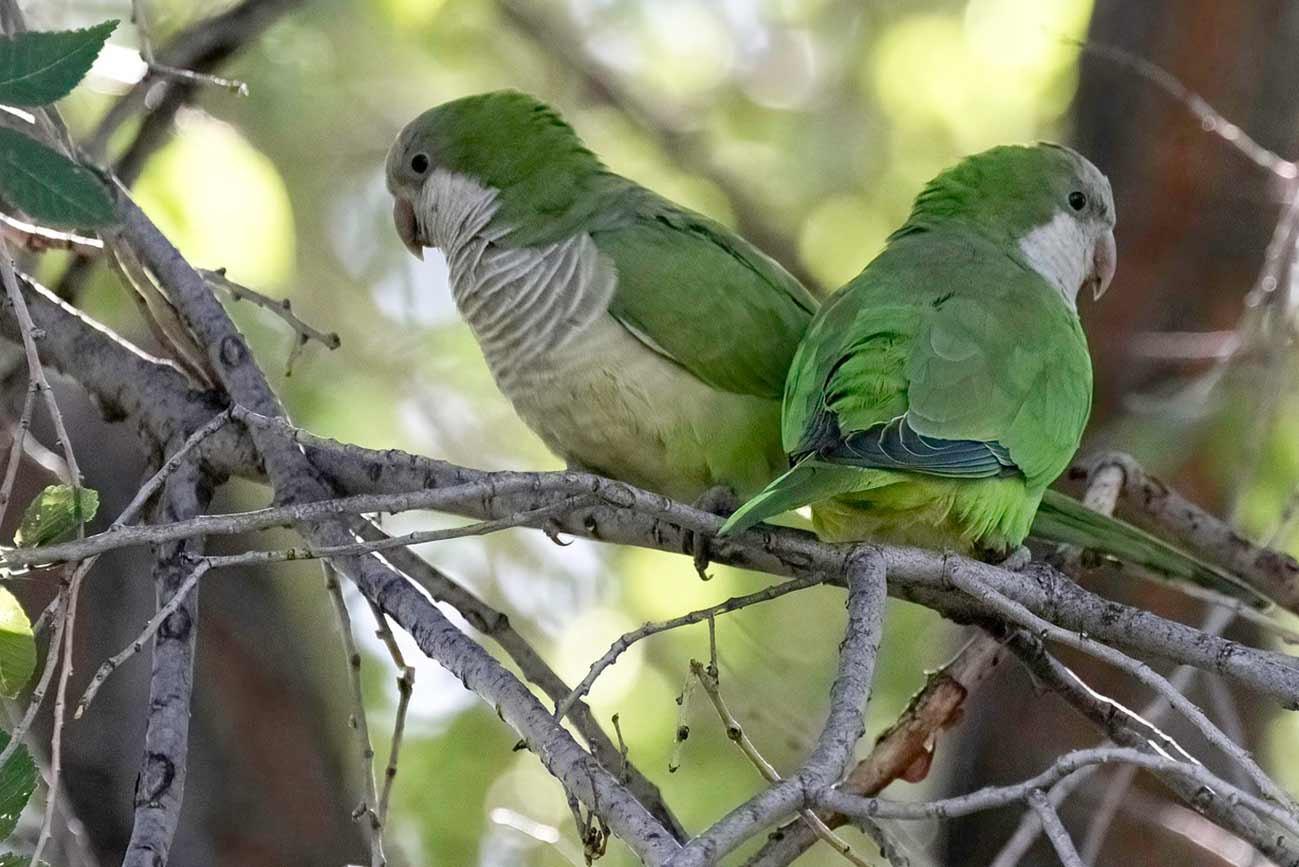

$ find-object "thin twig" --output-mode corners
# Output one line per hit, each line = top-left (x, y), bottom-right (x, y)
(747, 629), (1008, 865)
(0, 582), (67, 774)
(141, 62), (248, 94)
(74, 560), (210, 718)
(131, 0), (248, 94)
(0, 479), (584, 568)
(190, 499), (591, 571)
(325, 562), (384, 867)
(366, 601), (413, 832)
(0, 238), (83, 495)
(0, 213), (102, 257)
(690, 658), (871, 867)
(0, 381), (36, 526)
(819, 747), (1298, 834)
(554, 576), (816, 723)
(202, 269), (340, 376)
(31, 567), (85, 866)
(667, 549), (887, 867)
(1074, 41), (1298, 179)
(1026, 789), (1085, 867)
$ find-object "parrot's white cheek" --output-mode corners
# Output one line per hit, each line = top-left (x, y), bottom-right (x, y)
(1017, 211), (1092, 308)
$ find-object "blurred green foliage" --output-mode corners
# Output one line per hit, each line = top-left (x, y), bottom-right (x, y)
(34, 0), (1106, 863)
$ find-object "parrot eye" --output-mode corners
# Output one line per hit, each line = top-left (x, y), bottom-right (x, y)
(410, 153), (430, 175)
(1068, 191), (1087, 212)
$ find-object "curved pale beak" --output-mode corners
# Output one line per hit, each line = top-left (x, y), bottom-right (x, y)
(1090, 229), (1117, 300)
(392, 196), (424, 260)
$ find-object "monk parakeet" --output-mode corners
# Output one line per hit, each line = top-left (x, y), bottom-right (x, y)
(386, 91), (817, 503)
(721, 143), (1267, 605)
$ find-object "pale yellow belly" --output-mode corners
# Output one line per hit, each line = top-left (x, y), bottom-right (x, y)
(502, 318), (786, 502)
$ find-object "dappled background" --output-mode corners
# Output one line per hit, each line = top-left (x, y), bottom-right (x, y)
(14, 0), (1299, 864)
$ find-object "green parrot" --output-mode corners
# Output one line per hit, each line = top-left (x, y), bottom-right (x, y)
(385, 90), (817, 504)
(720, 143), (1267, 606)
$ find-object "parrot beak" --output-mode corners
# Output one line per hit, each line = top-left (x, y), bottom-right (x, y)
(392, 196), (424, 260)
(1090, 230), (1117, 301)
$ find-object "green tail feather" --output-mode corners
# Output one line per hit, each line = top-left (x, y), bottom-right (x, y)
(1033, 489), (1271, 609)
(719, 459), (861, 536)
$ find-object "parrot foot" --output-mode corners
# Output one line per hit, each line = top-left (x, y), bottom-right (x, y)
(689, 486), (741, 581)
(995, 546), (1032, 572)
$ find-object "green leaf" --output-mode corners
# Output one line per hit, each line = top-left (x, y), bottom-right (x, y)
(0, 731), (35, 840)
(0, 128), (114, 227)
(0, 20), (117, 106)
(15, 484), (99, 549)
(0, 589), (32, 700)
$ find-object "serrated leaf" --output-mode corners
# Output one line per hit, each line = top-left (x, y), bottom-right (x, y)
(15, 484), (99, 549)
(0, 589), (32, 700)
(0, 128), (114, 227)
(0, 731), (35, 840)
(0, 20), (117, 107)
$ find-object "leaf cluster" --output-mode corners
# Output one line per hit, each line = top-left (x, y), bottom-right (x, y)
(0, 21), (118, 226)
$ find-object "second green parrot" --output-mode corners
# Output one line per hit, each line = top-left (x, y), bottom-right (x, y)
(722, 143), (1267, 606)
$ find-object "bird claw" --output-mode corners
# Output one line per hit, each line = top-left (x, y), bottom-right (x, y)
(689, 486), (740, 581)
(543, 518), (572, 546)
(997, 546), (1032, 572)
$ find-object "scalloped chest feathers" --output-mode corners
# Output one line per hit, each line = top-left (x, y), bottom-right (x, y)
(419, 169), (621, 397)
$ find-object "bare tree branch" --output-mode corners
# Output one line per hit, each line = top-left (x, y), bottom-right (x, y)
(114, 194), (683, 865)
(1026, 789), (1085, 867)
(121, 458), (210, 867)
(1066, 452), (1299, 608)
(665, 549), (887, 867)
(1002, 630), (1298, 866)
(748, 630), (1007, 866)
(351, 518), (689, 842)
(818, 747), (1297, 834)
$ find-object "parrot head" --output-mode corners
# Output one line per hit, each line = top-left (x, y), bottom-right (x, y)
(386, 90), (605, 259)
(900, 143), (1117, 305)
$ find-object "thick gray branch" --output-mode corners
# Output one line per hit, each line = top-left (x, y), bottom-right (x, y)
(121, 454), (210, 867)
(350, 517), (688, 842)
(295, 437), (1299, 708)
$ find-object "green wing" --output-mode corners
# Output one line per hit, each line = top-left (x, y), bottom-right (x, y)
(786, 233), (1091, 487)
(589, 190), (818, 399)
